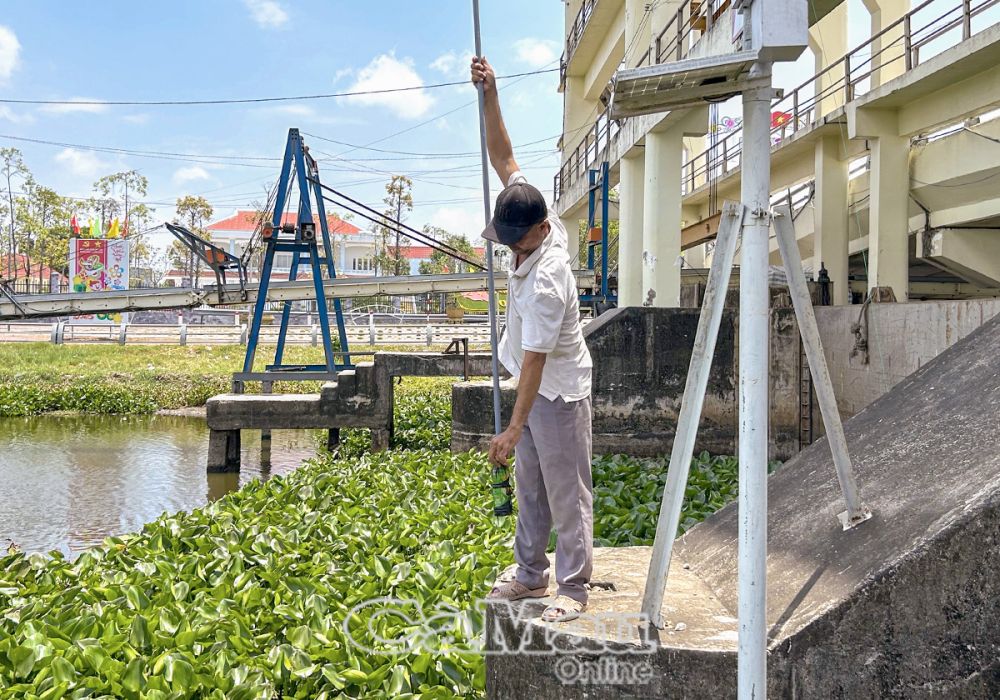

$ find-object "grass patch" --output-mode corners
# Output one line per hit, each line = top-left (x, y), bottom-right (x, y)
(0, 343), (483, 417)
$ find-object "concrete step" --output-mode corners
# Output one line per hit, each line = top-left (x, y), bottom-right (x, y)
(206, 392), (382, 430)
(488, 312), (1000, 697)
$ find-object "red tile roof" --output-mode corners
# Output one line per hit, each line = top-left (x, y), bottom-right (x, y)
(0, 254), (67, 282)
(207, 210), (360, 235)
(399, 245), (486, 259)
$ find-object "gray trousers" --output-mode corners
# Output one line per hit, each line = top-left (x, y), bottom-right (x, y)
(514, 395), (593, 604)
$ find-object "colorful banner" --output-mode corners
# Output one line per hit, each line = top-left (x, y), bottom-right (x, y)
(68, 238), (130, 323)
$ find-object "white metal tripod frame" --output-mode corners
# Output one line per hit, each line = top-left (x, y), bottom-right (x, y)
(639, 200), (872, 629)
(771, 205), (872, 530)
(639, 200), (747, 629)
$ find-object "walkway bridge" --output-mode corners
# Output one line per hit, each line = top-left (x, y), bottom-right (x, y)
(0, 270), (598, 322)
(555, 0), (1000, 304)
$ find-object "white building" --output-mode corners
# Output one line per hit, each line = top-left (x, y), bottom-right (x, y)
(205, 210), (373, 279)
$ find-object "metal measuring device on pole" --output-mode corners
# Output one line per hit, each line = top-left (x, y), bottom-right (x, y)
(471, 0), (512, 518)
(610, 0), (871, 696)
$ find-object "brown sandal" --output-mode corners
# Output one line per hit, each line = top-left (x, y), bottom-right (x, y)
(487, 579), (548, 601)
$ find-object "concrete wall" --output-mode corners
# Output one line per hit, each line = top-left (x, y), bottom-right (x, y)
(812, 298), (1000, 418)
(453, 307), (740, 458)
(453, 298), (1000, 462)
(453, 304), (805, 461)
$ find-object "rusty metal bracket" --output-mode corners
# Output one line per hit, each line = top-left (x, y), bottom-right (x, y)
(443, 337), (470, 380)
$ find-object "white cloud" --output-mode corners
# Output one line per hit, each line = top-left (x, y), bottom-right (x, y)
(54, 148), (108, 179)
(0, 25), (20, 83)
(344, 53), (434, 119)
(0, 105), (32, 124)
(173, 166), (212, 185)
(39, 98), (109, 114)
(513, 38), (560, 69)
(429, 50), (474, 79)
(332, 67), (353, 85)
(244, 0), (289, 29)
(122, 113), (150, 124)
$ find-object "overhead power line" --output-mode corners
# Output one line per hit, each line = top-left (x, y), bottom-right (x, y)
(310, 178), (485, 271)
(0, 68), (559, 107)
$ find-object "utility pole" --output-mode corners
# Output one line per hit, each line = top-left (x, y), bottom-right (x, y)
(395, 193), (402, 276)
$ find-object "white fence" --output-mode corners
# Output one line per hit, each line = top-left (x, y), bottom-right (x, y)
(0, 320), (496, 347)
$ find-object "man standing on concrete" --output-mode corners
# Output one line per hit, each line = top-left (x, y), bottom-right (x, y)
(472, 56), (594, 623)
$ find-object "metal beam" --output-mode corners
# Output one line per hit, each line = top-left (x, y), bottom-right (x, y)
(0, 270), (598, 321)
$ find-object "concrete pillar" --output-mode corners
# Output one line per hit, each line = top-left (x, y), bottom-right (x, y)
(207, 429), (241, 472)
(808, 2), (848, 118)
(624, 0), (650, 67)
(864, 0), (909, 88)
(563, 76), (597, 152)
(849, 106), (909, 300)
(618, 153), (645, 307)
(869, 132), (909, 299)
(813, 135), (850, 305)
(642, 129), (684, 307)
(561, 214), (582, 268)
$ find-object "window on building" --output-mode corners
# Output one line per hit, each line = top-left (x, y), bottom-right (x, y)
(274, 253), (293, 269)
(352, 257), (374, 271)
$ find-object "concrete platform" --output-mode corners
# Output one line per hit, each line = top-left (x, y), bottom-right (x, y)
(488, 313), (1000, 697)
(204, 351), (493, 470)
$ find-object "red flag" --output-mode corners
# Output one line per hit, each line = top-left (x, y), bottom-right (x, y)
(71, 215), (80, 236)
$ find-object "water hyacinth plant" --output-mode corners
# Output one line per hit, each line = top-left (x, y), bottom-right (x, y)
(0, 375), (756, 698)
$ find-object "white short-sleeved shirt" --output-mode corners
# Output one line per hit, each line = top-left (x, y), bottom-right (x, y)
(497, 172), (592, 402)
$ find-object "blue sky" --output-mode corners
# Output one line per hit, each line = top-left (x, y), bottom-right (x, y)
(0, 1), (566, 251)
(2, 0), (982, 255)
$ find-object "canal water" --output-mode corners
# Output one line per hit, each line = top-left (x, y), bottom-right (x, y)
(0, 414), (321, 558)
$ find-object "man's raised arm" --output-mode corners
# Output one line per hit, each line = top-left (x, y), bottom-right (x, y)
(471, 56), (520, 185)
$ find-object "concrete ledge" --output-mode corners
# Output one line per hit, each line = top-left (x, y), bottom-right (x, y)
(206, 393), (383, 430)
(486, 546), (737, 699)
(376, 351), (494, 378)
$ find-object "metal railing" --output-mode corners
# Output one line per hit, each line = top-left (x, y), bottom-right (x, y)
(681, 0), (1000, 193)
(554, 111), (621, 202)
(555, 0), (999, 204)
(555, 0), (708, 200)
(563, 0), (600, 82)
(634, 0), (710, 69)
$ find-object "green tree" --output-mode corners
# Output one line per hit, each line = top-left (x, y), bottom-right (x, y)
(93, 171), (156, 284)
(417, 226), (483, 275)
(169, 195), (214, 288)
(94, 170), (148, 235)
(376, 175), (413, 276)
(15, 180), (70, 289)
(0, 148), (30, 281)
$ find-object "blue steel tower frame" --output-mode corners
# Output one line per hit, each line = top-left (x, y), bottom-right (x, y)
(581, 160), (614, 304)
(236, 128), (351, 388)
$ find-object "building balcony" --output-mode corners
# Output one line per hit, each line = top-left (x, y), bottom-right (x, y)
(561, 0), (624, 90)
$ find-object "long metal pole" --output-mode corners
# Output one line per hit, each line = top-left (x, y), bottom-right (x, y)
(738, 61), (772, 700)
(472, 0), (503, 436)
(640, 201), (745, 628)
